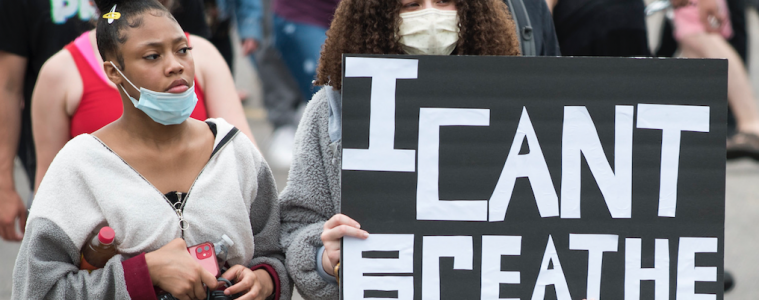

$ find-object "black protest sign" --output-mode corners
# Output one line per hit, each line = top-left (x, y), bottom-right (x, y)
(340, 55), (726, 300)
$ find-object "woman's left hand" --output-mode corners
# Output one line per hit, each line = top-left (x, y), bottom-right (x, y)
(220, 265), (274, 300)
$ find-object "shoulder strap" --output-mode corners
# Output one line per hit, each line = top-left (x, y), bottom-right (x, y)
(65, 40), (103, 91)
(208, 122), (239, 157)
(506, 0), (536, 56)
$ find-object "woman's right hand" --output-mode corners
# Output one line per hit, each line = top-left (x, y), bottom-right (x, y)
(320, 214), (369, 276)
(145, 238), (218, 300)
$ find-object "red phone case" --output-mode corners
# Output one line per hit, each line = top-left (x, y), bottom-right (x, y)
(187, 242), (220, 277)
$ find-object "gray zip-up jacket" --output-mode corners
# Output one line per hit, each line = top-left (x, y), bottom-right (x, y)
(13, 119), (291, 300)
(280, 87), (342, 300)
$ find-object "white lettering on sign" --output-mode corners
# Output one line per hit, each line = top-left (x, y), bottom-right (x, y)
(480, 235), (522, 300)
(676, 237), (718, 300)
(339, 57), (722, 300)
(342, 57), (418, 172)
(340, 58), (713, 221)
(637, 104), (710, 217)
(417, 108), (490, 221)
(422, 236), (474, 300)
(532, 235), (572, 300)
(561, 105), (634, 219)
(569, 234), (619, 300)
(343, 234), (415, 300)
(341, 234), (720, 300)
(625, 238), (670, 300)
(489, 107), (559, 222)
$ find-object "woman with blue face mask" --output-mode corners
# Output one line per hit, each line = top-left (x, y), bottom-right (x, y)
(279, 0), (520, 299)
(13, 0), (291, 299)
(31, 0), (256, 194)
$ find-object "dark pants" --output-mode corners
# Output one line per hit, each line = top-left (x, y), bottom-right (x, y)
(253, 0), (304, 129)
(208, 19), (235, 74)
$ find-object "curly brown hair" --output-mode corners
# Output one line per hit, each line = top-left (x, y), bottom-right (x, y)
(315, 0), (521, 90)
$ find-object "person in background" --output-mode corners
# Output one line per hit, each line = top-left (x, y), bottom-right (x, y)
(271, 0), (337, 101)
(672, 0), (759, 159)
(278, 0), (520, 299)
(13, 0), (289, 298)
(172, 0), (213, 38)
(258, 0), (339, 168)
(204, 0), (265, 102)
(0, 0), (95, 242)
(502, 0), (561, 56)
(204, 0), (263, 74)
(547, 0), (651, 57)
(31, 0), (256, 190)
(655, 0), (747, 144)
(254, 0), (306, 170)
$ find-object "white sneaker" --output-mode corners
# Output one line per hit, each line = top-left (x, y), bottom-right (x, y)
(268, 126), (296, 169)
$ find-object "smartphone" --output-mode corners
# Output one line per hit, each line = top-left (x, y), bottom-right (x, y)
(187, 242), (220, 277)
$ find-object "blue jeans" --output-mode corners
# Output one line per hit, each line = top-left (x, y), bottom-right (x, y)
(273, 14), (327, 100)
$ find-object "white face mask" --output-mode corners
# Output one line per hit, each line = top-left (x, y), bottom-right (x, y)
(398, 8), (460, 55)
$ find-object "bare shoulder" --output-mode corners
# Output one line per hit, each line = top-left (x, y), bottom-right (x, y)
(38, 49), (78, 83)
(188, 34), (228, 86)
(188, 34), (219, 59)
(36, 48), (83, 114)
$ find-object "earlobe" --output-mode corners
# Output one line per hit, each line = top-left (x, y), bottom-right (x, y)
(103, 62), (122, 86)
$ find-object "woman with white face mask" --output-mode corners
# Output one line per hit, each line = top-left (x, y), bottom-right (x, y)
(279, 0), (519, 299)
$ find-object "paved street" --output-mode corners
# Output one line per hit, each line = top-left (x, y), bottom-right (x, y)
(3, 7), (759, 300)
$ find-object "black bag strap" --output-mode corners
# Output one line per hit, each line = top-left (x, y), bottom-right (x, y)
(206, 121), (240, 157)
(506, 0), (536, 56)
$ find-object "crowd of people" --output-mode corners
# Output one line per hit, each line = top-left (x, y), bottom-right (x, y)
(0, 0), (754, 298)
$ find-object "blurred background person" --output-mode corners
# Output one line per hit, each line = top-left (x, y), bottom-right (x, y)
(173, 0), (213, 38)
(257, 0), (339, 169)
(0, 0), (95, 242)
(547, 0), (652, 56)
(271, 0), (336, 100)
(655, 0), (747, 147)
(671, 0), (759, 159)
(204, 0), (263, 101)
(502, 0), (562, 56)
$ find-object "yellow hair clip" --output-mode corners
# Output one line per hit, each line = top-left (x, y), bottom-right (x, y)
(103, 4), (120, 24)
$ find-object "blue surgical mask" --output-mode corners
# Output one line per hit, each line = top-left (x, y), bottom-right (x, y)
(109, 61), (198, 125)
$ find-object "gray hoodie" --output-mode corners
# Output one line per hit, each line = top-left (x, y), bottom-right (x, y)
(280, 87), (343, 300)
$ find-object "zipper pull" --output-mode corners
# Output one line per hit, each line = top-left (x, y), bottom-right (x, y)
(174, 192), (188, 231)
(176, 208), (188, 231)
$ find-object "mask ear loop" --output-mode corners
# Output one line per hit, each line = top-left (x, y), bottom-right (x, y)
(108, 61), (141, 95)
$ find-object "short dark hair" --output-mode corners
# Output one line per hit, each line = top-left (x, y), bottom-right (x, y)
(94, 0), (174, 70)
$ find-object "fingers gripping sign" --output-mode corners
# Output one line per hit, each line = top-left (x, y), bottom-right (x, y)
(321, 214), (369, 276)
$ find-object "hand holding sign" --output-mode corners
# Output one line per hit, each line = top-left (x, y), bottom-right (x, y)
(321, 214), (369, 276)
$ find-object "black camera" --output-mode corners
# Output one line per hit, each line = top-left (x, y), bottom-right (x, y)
(157, 278), (242, 300)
